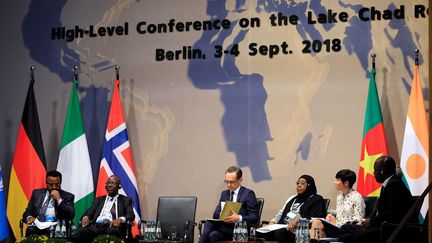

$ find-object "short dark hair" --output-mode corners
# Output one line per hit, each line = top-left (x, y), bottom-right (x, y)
(335, 169), (356, 188)
(376, 156), (396, 175)
(46, 170), (62, 182)
(109, 175), (121, 185)
(225, 166), (242, 179)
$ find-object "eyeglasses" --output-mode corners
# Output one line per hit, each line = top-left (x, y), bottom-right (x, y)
(47, 183), (61, 188)
(224, 179), (239, 185)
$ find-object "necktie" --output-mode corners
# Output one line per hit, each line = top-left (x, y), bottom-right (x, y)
(110, 201), (117, 219)
(38, 198), (50, 221)
(229, 191), (234, 201)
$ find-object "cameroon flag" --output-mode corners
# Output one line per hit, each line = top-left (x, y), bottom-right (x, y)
(357, 68), (388, 197)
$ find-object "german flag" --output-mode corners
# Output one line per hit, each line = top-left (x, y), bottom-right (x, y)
(7, 76), (46, 239)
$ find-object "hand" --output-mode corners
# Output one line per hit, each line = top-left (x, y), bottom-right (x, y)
(27, 216), (35, 225)
(81, 216), (89, 227)
(326, 214), (336, 224)
(359, 218), (370, 228)
(111, 218), (122, 227)
(287, 219), (298, 232)
(223, 210), (240, 223)
(50, 190), (61, 202)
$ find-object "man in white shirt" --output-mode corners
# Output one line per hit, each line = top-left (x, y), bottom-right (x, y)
(73, 175), (134, 241)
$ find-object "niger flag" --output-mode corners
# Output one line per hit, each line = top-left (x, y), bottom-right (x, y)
(7, 78), (46, 239)
(400, 64), (429, 222)
(357, 68), (388, 197)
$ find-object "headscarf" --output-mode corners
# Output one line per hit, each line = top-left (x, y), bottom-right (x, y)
(277, 175), (321, 223)
(296, 174), (317, 200)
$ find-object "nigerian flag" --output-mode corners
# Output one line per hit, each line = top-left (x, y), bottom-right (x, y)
(57, 79), (94, 224)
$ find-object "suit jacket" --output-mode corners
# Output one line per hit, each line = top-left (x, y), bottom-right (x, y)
(370, 175), (415, 227)
(23, 188), (75, 221)
(212, 186), (259, 224)
(83, 194), (135, 224)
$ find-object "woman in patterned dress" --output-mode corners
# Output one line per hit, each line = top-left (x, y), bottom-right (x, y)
(310, 169), (365, 239)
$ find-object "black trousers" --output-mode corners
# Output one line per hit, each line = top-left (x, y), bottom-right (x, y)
(72, 223), (126, 242)
(256, 228), (295, 243)
(26, 225), (51, 237)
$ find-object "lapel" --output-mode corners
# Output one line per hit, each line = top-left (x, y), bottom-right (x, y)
(117, 196), (123, 216)
(236, 186), (244, 202)
(95, 196), (108, 217)
(374, 177), (392, 216)
(35, 190), (48, 208)
(223, 190), (230, 201)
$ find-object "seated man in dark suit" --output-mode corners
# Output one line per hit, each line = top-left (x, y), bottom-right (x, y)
(23, 170), (75, 236)
(73, 175), (134, 242)
(343, 156), (415, 242)
(199, 166), (259, 243)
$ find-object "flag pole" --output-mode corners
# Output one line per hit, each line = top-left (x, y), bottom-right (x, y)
(371, 53), (376, 78)
(115, 65), (120, 80)
(73, 66), (78, 81)
(388, 49), (430, 242)
(30, 66), (35, 84)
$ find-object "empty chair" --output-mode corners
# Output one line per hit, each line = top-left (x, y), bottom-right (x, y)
(156, 196), (197, 242)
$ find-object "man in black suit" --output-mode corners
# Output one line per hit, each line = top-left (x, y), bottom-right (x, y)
(199, 166), (259, 243)
(345, 156), (415, 242)
(73, 175), (134, 241)
(23, 170), (75, 236)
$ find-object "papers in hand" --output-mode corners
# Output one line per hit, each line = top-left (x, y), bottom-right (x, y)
(256, 224), (287, 233)
(33, 218), (58, 229)
(219, 201), (242, 220)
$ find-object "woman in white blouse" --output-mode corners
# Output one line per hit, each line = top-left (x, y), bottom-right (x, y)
(310, 169), (365, 239)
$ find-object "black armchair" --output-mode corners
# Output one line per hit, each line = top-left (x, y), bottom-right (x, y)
(380, 221), (427, 243)
(363, 196), (378, 217)
(323, 198), (330, 212)
(251, 197), (265, 228)
(140, 196), (197, 242)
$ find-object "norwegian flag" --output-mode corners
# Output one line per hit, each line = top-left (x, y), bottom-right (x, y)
(96, 79), (141, 236)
